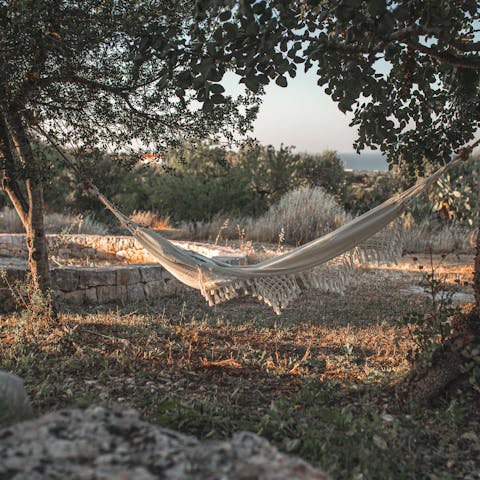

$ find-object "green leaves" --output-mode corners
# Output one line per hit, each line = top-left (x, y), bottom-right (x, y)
(223, 22), (238, 41)
(367, 0), (386, 17)
(275, 75), (287, 87)
(219, 10), (231, 22)
(210, 83), (225, 94)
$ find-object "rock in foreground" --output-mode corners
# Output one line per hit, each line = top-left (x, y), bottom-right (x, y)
(0, 405), (329, 480)
(0, 370), (32, 427)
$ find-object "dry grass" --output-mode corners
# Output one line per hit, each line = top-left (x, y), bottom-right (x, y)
(0, 207), (109, 235)
(403, 217), (475, 253)
(183, 186), (347, 245)
(0, 253), (478, 479)
(129, 210), (172, 230)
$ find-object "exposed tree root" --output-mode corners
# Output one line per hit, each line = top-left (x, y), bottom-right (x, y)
(396, 308), (479, 409)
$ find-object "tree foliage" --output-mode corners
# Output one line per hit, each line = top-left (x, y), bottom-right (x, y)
(42, 141), (346, 223)
(0, 0), (258, 152)
(157, 0), (480, 172)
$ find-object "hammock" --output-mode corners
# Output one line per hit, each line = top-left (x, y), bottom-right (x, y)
(39, 128), (474, 314)
(85, 153), (470, 314)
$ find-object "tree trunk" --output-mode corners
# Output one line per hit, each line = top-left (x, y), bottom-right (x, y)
(474, 224), (480, 317)
(25, 178), (50, 291)
(1, 111), (51, 292)
(396, 222), (480, 408)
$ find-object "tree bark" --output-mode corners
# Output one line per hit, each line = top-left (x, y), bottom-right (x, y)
(474, 224), (480, 317)
(24, 178), (50, 292)
(2, 111), (51, 292)
(0, 120), (28, 224)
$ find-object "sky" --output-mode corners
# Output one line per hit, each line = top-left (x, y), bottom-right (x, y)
(250, 69), (360, 154)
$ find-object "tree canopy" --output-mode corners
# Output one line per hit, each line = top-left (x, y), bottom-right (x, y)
(0, 0), (259, 289)
(151, 0), (480, 172)
(0, 0), (258, 152)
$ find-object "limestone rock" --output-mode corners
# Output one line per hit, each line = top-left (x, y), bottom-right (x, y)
(0, 406), (329, 480)
(127, 283), (146, 302)
(0, 371), (33, 427)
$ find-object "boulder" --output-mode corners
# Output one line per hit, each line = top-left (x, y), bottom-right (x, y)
(0, 371), (33, 427)
(0, 405), (329, 480)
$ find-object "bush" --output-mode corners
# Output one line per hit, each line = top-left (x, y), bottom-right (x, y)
(342, 170), (405, 214)
(129, 211), (171, 230)
(402, 215), (475, 253)
(297, 150), (346, 196)
(245, 186), (347, 245)
(412, 155), (480, 227)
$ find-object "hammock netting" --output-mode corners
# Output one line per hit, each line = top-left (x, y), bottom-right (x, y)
(86, 155), (465, 314)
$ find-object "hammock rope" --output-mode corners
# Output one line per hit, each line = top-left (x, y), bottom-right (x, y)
(38, 127), (478, 314)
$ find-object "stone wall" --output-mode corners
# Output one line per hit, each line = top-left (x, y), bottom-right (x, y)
(0, 234), (246, 311)
(0, 264), (183, 312)
(0, 234), (246, 265)
(52, 264), (183, 305)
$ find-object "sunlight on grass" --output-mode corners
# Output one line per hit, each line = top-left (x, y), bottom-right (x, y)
(0, 255), (478, 479)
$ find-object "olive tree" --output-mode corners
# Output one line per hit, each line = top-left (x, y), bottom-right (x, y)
(0, 0), (257, 291)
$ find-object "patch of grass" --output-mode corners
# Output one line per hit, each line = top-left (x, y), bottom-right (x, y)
(0, 206), (109, 234)
(0, 258), (478, 479)
(129, 210), (172, 230)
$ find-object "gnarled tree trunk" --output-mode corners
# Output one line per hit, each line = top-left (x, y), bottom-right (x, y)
(24, 178), (50, 292)
(0, 111), (51, 292)
(474, 224), (480, 318)
(396, 216), (480, 408)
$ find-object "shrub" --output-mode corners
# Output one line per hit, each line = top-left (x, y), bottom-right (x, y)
(129, 210), (171, 230)
(44, 212), (109, 235)
(402, 215), (475, 253)
(246, 186), (347, 245)
(297, 150), (346, 196)
(342, 170), (405, 214)
(425, 154), (479, 226)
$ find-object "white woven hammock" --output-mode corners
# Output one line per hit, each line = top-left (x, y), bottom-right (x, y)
(89, 155), (466, 314)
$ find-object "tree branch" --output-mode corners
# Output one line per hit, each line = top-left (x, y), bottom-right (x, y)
(0, 116), (29, 223)
(406, 40), (480, 70)
(447, 38), (480, 52)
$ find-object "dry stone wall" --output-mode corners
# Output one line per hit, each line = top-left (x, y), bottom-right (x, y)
(0, 264), (183, 312)
(0, 234), (246, 311)
(0, 234), (246, 265)
(53, 264), (183, 305)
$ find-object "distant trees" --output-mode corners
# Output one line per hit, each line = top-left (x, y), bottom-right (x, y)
(43, 141), (346, 223)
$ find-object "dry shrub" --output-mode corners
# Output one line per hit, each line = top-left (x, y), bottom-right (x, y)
(0, 207), (109, 235)
(181, 187), (347, 245)
(402, 216), (475, 254)
(180, 215), (240, 242)
(129, 210), (171, 230)
(44, 212), (109, 235)
(251, 186), (347, 244)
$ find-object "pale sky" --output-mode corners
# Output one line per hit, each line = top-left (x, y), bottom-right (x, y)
(251, 70), (359, 154)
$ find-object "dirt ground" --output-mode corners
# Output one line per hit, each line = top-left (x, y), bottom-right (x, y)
(1, 252), (478, 479)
